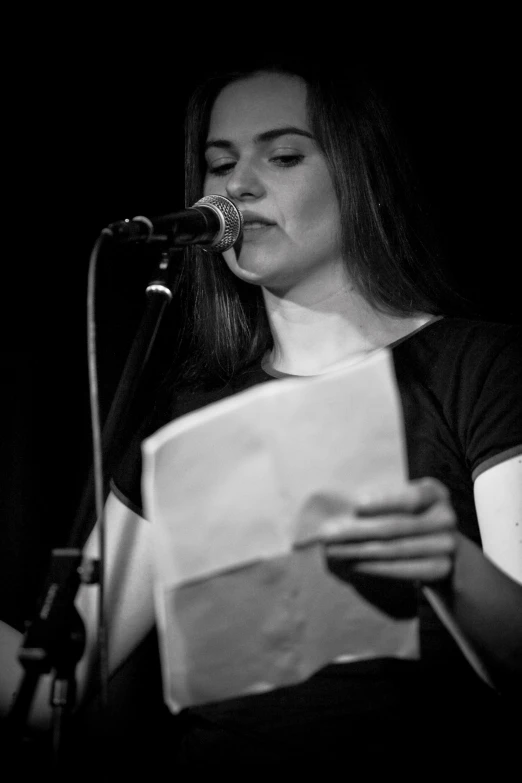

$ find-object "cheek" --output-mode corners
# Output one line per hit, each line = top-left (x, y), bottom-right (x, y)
(203, 173), (225, 197)
(289, 180), (341, 244)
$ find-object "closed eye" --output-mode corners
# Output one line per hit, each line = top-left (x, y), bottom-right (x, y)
(207, 161), (235, 176)
(271, 154), (304, 168)
(206, 154), (305, 177)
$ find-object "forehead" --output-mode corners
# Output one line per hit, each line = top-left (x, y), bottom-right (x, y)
(207, 72), (309, 140)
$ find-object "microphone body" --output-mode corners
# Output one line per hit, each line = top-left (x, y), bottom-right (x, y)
(106, 195), (243, 252)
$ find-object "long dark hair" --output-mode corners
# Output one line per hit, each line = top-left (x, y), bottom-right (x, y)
(174, 55), (463, 387)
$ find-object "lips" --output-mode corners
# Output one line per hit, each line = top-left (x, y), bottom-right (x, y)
(243, 222), (273, 230)
(241, 211), (276, 229)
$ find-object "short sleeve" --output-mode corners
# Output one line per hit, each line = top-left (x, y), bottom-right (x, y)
(465, 326), (522, 480)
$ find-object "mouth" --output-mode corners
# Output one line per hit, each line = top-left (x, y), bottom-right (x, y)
(241, 222), (276, 244)
(241, 212), (277, 231)
(243, 222), (274, 231)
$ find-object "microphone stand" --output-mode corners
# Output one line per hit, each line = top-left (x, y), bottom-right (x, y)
(5, 241), (182, 770)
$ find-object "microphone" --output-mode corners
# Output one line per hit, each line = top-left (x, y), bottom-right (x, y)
(106, 195), (243, 252)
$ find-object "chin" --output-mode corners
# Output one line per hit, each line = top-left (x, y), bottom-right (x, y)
(222, 247), (278, 285)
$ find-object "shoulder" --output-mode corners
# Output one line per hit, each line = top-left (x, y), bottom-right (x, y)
(392, 316), (521, 386)
(392, 316), (522, 478)
(397, 316), (522, 349)
(392, 314), (522, 396)
(432, 316), (521, 356)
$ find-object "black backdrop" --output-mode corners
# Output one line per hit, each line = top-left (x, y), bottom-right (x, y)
(1, 26), (519, 633)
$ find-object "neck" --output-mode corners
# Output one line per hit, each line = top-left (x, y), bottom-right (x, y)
(262, 272), (433, 376)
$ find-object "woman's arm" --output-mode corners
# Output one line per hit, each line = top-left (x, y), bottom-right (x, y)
(321, 466), (522, 691)
(432, 530), (522, 690)
(0, 491), (156, 728)
(446, 454), (522, 686)
(75, 490), (156, 698)
(427, 454), (522, 691)
(473, 454), (522, 584)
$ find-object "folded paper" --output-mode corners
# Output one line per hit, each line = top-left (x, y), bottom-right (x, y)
(142, 350), (420, 713)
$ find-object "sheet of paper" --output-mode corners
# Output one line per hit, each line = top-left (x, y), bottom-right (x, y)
(142, 349), (420, 713)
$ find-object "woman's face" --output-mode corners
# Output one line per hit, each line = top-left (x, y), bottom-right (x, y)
(203, 72), (344, 295)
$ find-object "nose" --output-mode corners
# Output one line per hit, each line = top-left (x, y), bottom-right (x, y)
(225, 160), (266, 202)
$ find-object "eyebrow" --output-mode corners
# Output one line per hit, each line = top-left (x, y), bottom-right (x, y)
(204, 126), (314, 152)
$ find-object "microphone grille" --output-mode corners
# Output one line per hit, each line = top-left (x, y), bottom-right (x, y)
(192, 195), (243, 251)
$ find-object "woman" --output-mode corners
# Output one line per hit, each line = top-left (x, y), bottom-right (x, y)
(2, 57), (521, 772)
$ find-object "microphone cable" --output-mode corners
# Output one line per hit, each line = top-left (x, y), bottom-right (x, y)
(86, 227), (113, 710)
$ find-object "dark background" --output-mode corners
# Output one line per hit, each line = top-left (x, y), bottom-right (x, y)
(1, 23), (519, 632)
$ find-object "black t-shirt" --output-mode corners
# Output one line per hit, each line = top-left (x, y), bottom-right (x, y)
(114, 316), (522, 543)
(108, 317), (521, 763)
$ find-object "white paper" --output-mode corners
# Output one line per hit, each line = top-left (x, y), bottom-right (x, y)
(142, 349), (420, 713)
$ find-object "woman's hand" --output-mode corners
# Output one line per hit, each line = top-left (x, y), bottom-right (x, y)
(321, 477), (458, 583)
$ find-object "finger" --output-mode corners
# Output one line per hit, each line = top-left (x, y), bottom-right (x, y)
(328, 557), (454, 582)
(354, 477), (450, 516)
(321, 506), (457, 542)
(324, 532), (457, 561)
